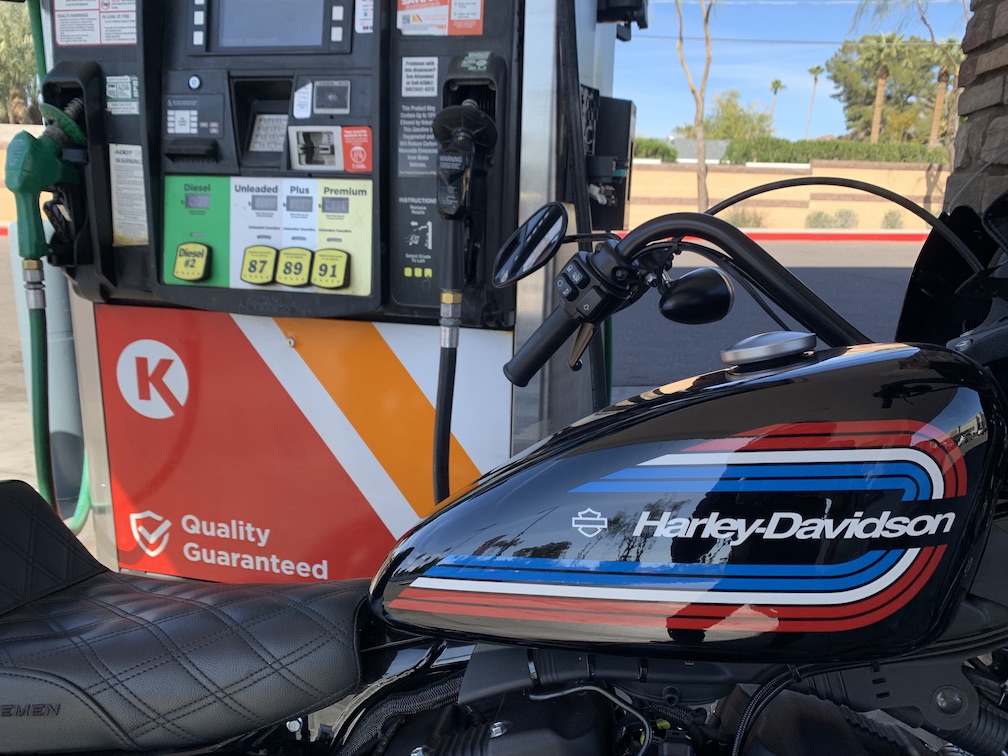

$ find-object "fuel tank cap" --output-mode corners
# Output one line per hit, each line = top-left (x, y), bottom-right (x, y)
(721, 331), (817, 369)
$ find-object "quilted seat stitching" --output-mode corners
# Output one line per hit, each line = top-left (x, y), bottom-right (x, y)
(2, 580), (357, 744)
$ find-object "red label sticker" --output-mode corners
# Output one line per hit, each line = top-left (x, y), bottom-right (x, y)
(341, 126), (373, 173)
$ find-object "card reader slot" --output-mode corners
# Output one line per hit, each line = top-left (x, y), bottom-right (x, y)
(164, 138), (220, 160)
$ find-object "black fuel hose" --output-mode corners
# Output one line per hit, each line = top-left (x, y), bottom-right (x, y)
(433, 344), (457, 503)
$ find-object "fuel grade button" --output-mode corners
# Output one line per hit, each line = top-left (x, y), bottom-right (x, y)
(173, 242), (210, 281)
(311, 249), (350, 289)
(276, 247), (313, 287)
(240, 245), (278, 285)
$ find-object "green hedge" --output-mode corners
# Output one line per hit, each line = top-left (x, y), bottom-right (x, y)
(634, 137), (678, 162)
(722, 137), (947, 165)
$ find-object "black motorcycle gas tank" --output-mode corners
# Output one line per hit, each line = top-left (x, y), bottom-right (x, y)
(372, 344), (1008, 662)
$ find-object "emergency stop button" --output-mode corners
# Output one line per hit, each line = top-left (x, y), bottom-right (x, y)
(173, 242), (210, 281)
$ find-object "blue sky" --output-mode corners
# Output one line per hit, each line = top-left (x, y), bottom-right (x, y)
(612, 0), (970, 141)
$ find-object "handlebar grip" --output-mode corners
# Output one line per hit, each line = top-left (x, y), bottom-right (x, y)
(504, 305), (580, 387)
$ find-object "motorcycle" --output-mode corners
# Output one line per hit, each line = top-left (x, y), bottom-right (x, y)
(6, 177), (1008, 756)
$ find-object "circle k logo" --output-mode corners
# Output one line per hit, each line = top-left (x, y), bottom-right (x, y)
(116, 340), (189, 419)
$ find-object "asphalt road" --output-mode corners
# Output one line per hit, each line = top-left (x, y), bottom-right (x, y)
(609, 240), (923, 396)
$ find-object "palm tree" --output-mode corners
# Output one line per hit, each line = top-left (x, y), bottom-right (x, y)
(804, 65), (824, 140)
(927, 37), (963, 148)
(862, 32), (903, 144)
(769, 78), (786, 124)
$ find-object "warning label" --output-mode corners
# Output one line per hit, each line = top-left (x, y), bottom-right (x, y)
(109, 144), (149, 246)
(402, 57), (438, 98)
(105, 74), (139, 115)
(341, 127), (373, 173)
(54, 0), (137, 46)
(398, 103), (438, 177)
(356, 0), (374, 33)
(397, 0), (483, 36)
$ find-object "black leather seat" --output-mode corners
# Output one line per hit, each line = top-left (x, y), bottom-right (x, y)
(0, 480), (368, 753)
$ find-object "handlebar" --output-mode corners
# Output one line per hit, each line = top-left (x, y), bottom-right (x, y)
(504, 305), (580, 387)
(504, 211), (871, 389)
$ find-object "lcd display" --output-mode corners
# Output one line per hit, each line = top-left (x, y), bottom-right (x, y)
(322, 197), (350, 214)
(286, 196), (315, 213)
(217, 0), (325, 48)
(185, 194), (211, 209)
(251, 195), (278, 211)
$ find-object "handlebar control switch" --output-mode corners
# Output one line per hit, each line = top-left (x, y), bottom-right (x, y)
(555, 275), (578, 302)
(574, 287), (607, 318)
(562, 260), (590, 288)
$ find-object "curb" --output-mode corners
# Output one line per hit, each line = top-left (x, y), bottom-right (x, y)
(744, 229), (928, 243)
(0, 222), (927, 244)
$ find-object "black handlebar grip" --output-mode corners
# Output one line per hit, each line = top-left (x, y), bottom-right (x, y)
(504, 305), (580, 387)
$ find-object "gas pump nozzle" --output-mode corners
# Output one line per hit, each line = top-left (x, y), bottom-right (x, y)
(432, 99), (498, 223)
(430, 100), (498, 504)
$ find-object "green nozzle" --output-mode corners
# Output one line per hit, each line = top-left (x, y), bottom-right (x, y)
(5, 131), (65, 260)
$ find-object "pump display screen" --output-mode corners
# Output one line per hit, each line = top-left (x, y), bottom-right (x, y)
(185, 193), (211, 209)
(251, 195), (278, 211)
(217, 0), (325, 49)
(322, 197), (350, 214)
(286, 196), (315, 213)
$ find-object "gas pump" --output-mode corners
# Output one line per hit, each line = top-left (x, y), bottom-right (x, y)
(7, 0), (643, 584)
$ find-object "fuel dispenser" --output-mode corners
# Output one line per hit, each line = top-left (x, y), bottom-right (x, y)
(8, 0), (642, 584)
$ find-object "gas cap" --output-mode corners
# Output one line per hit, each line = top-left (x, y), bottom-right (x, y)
(721, 331), (817, 370)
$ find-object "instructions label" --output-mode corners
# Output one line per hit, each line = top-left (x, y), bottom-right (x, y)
(54, 0), (137, 46)
(105, 74), (139, 115)
(397, 0), (483, 36)
(109, 144), (149, 246)
(402, 57), (438, 98)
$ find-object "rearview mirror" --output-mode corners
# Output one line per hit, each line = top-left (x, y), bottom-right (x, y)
(492, 203), (568, 287)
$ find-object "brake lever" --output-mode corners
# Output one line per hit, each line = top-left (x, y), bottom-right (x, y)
(568, 322), (596, 371)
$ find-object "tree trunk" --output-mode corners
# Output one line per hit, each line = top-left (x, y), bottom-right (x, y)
(804, 81), (817, 141)
(695, 115), (709, 210)
(928, 69), (949, 149)
(870, 71), (887, 144)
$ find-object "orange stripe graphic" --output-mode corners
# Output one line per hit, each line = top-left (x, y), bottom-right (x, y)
(275, 318), (481, 517)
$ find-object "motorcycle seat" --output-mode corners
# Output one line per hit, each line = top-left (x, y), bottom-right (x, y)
(0, 480), (369, 753)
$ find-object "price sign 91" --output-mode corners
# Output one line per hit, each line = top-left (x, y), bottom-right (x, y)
(311, 249), (350, 289)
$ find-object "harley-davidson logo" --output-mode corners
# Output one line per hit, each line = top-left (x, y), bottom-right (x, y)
(572, 508), (608, 538)
(130, 511), (172, 557)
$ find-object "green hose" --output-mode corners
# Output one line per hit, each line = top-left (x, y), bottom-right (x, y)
(16, 6), (94, 530)
(28, 307), (55, 507)
(65, 450), (91, 535)
(27, 0), (46, 86)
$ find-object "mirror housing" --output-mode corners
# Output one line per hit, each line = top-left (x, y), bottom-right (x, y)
(493, 203), (568, 287)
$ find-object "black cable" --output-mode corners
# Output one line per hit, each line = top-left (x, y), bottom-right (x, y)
(558, 0), (609, 410)
(620, 213), (869, 347)
(732, 666), (813, 756)
(705, 176), (985, 275)
(433, 345), (457, 504)
(646, 240), (794, 331)
(338, 673), (464, 756)
(529, 684), (652, 756)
